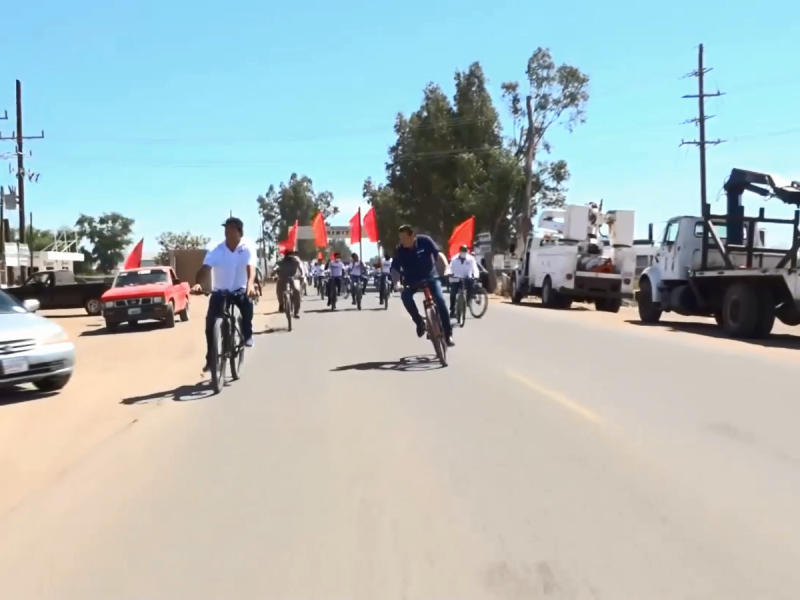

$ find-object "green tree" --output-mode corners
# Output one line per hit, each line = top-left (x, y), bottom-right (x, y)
(256, 173), (339, 261)
(362, 51), (587, 253)
(74, 212), (136, 273)
(154, 231), (211, 265)
(329, 239), (352, 258)
(501, 47), (589, 242)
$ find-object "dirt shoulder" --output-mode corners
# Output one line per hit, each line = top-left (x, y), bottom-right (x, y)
(0, 286), (281, 516)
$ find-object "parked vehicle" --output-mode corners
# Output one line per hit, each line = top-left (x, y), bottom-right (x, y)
(0, 291), (75, 392)
(101, 267), (191, 331)
(512, 203), (637, 312)
(637, 168), (800, 339)
(5, 271), (111, 316)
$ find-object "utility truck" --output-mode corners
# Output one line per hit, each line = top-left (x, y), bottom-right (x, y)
(636, 168), (800, 338)
(511, 203), (637, 312)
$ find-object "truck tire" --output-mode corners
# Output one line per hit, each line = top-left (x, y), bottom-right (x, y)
(163, 302), (176, 329)
(85, 298), (102, 316)
(752, 288), (776, 339)
(104, 319), (119, 332)
(775, 302), (800, 326)
(33, 374), (72, 392)
(595, 297), (622, 313)
(541, 277), (558, 308)
(637, 278), (662, 323)
(179, 299), (190, 322)
(722, 283), (760, 338)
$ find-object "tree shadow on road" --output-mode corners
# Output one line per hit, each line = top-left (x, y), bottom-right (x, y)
(502, 300), (590, 312)
(120, 381), (214, 405)
(41, 313), (95, 319)
(255, 326), (289, 335)
(0, 386), (58, 407)
(331, 355), (443, 373)
(304, 307), (360, 314)
(625, 319), (800, 351)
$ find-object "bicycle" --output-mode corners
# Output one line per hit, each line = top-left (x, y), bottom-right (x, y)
(353, 277), (363, 310)
(329, 276), (339, 311)
(379, 274), (390, 310)
(406, 280), (448, 367)
(205, 290), (247, 394)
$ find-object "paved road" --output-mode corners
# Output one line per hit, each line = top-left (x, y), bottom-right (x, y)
(1, 290), (799, 599)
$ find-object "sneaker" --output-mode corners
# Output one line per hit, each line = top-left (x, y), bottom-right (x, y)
(202, 362), (211, 373)
(245, 337), (254, 348)
(446, 336), (456, 348)
(294, 313), (300, 319)
(415, 322), (426, 338)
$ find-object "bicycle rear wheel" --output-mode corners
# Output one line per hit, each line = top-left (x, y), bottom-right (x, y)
(425, 305), (448, 367)
(284, 290), (293, 331)
(229, 313), (245, 380)
(210, 317), (227, 394)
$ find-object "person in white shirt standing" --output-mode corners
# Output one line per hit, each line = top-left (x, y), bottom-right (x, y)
(192, 217), (259, 373)
(448, 244), (479, 318)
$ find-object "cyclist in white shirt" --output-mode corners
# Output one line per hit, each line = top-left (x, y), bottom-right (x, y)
(448, 244), (479, 318)
(348, 252), (366, 304)
(378, 251), (393, 299)
(325, 253), (345, 306)
(191, 217), (258, 373)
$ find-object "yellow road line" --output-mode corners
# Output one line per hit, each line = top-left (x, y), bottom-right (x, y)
(506, 371), (606, 426)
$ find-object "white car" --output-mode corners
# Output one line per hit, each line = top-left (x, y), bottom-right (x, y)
(0, 291), (75, 392)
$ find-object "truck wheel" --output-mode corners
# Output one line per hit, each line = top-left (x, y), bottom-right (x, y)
(596, 297), (622, 313)
(722, 283), (760, 338)
(775, 302), (800, 326)
(752, 289), (776, 339)
(541, 277), (557, 308)
(637, 278), (662, 323)
(163, 302), (176, 329)
(105, 319), (119, 332)
(179, 300), (190, 322)
(85, 298), (102, 316)
(33, 374), (72, 392)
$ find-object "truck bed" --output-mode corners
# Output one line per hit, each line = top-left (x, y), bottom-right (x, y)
(691, 248), (791, 270)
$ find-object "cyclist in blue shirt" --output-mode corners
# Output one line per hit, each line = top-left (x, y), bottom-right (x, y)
(391, 224), (455, 347)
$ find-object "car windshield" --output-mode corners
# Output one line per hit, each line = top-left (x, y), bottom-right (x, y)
(0, 289), (26, 315)
(113, 269), (169, 288)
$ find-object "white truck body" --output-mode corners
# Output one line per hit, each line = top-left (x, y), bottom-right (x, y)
(512, 204), (637, 312)
(637, 215), (800, 338)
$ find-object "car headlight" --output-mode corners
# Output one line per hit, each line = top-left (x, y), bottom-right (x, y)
(103, 301), (114, 308)
(153, 296), (165, 304)
(41, 329), (69, 345)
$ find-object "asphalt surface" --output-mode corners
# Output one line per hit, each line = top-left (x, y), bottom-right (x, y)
(1, 288), (799, 599)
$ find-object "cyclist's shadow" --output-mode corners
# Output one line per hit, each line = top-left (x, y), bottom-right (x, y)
(330, 355), (443, 373)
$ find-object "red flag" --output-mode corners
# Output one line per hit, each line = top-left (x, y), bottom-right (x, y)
(286, 220), (299, 251)
(349, 211), (362, 244)
(448, 217), (475, 259)
(278, 241), (288, 255)
(312, 213), (328, 247)
(362, 207), (378, 242)
(123, 238), (144, 269)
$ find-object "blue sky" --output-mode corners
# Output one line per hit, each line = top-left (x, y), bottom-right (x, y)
(3, 0), (799, 252)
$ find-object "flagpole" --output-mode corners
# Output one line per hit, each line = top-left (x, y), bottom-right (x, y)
(358, 207), (363, 260)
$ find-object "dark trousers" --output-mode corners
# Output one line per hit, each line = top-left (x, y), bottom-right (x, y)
(449, 278), (475, 313)
(350, 275), (363, 299)
(400, 279), (453, 338)
(327, 276), (343, 304)
(205, 291), (254, 363)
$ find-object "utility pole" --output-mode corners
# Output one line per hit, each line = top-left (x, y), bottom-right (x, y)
(521, 95), (536, 244)
(0, 81), (45, 280)
(680, 44), (724, 211)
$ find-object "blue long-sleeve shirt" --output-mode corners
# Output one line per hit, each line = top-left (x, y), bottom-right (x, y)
(393, 234), (439, 285)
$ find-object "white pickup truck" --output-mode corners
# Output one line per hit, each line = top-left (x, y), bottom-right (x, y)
(511, 204), (637, 312)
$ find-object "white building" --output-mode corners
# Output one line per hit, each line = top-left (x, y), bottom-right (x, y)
(1, 231), (85, 285)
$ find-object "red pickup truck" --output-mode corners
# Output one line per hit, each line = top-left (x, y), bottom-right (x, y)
(100, 266), (191, 332)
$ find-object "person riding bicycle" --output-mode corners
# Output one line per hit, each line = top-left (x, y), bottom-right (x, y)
(391, 224), (455, 347)
(276, 248), (304, 318)
(191, 217), (258, 373)
(325, 252), (345, 306)
(348, 252), (366, 305)
(448, 244), (479, 318)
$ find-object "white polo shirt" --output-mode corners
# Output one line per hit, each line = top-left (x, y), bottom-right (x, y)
(204, 240), (256, 292)
(450, 254), (479, 279)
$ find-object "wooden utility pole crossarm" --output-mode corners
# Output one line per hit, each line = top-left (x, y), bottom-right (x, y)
(0, 80), (45, 280)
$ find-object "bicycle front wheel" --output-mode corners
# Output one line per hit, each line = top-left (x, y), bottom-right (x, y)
(469, 288), (489, 318)
(457, 294), (467, 328)
(284, 291), (293, 331)
(210, 317), (227, 394)
(229, 314), (245, 381)
(425, 306), (448, 367)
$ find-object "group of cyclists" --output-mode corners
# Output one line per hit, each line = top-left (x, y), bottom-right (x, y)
(195, 217), (488, 376)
